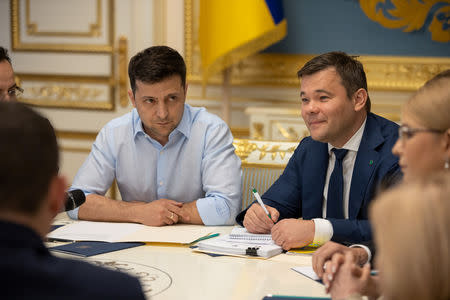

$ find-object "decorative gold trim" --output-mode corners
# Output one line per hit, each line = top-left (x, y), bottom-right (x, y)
(230, 127), (249, 139)
(241, 162), (287, 169)
(233, 139), (296, 163)
(57, 130), (98, 141)
(60, 146), (91, 153)
(26, 0), (102, 37)
(118, 36), (129, 107)
(16, 73), (115, 110)
(11, 0), (115, 53)
(153, 0), (167, 45)
(185, 0), (450, 91)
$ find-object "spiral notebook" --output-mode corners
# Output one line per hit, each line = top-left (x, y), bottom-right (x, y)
(197, 235), (282, 258)
(227, 227), (274, 245)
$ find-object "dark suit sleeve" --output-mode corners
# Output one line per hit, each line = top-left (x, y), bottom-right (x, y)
(235, 140), (306, 225)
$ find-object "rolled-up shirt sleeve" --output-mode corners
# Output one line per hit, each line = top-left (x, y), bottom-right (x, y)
(196, 123), (242, 225)
(67, 127), (116, 219)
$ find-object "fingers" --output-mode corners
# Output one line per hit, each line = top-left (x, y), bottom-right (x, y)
(162, 210), (178, 225)
(360, 263), (371, 281)
(267, 206), (280, 223)
(243, 204), (274, 233)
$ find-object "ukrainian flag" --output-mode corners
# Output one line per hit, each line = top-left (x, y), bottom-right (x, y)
(199, 0), (287, 80)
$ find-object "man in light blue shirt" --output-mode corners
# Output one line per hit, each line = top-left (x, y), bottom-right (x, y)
(68, 46), (241, 226)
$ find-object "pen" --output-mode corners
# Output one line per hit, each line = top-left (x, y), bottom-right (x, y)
(192, 233), (220, 244)
(251, 187), (272, 220)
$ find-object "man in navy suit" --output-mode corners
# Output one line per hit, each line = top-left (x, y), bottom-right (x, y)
(0, 102), (145, 300)
(237, 52), (401, 250)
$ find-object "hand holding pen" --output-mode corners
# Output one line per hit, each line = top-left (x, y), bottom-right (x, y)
(251, 187), (272, 220)
(242, 188), (280, 234)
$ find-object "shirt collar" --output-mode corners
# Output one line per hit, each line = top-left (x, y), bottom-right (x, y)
(132, 104), (191, 140)
(328, 117), (367, 153)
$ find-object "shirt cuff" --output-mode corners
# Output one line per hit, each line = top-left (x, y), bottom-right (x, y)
(349, 244), (372, 265)
(312, 218), (333, 247)
(66, 207), (80, 220)
(196, 196), (234, 225)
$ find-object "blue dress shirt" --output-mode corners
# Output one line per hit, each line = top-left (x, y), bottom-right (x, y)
(68, 104), (242, 225)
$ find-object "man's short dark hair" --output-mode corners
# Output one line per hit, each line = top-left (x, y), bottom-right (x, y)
(128, 46), (186, 94)
(0, 46), (12, 64)
(297, 51), (371, 112)
(0, 102), (59, 215)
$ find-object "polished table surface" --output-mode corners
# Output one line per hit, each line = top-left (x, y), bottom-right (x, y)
(49, 214), (328, 300)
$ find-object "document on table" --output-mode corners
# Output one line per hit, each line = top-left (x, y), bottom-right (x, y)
(47, 221), (213, 244)
(291, 266), (321, 282)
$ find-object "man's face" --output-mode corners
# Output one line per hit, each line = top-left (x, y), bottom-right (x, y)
(300, 67), (362, 148)
(0, 60), (16, 102)
(129, 75), (186, 146)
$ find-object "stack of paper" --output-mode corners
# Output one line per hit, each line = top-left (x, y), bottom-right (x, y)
(47, 221), (214, 244)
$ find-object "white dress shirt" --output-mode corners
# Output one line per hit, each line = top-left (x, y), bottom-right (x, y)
(313, 118), (367, 245)
(68, 104), (242, 225)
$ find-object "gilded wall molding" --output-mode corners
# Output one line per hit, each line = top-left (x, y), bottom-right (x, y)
(11, 0), (115, 52)
(233, 138), (296, 165)
(26, 0), (102, 37)
(185, 0), (450, 91)
(16, 73), (115, 110)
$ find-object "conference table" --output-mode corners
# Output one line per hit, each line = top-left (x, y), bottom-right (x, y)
(49, 214), (329, 300)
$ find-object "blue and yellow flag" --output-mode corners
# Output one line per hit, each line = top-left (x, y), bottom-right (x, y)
(199, 0), (287, 80)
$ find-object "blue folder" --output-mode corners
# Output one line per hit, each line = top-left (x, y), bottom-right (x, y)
(49, 241), (144, 257)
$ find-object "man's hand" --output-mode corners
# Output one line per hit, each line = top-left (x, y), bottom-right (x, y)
(177, 201), (203, 224)
(133, 198), (183, 226)
(312, 241), (369, 278)
(326, 252), (379, 300)
(271, 219), (315, 250)
(243, 203), (279, 233)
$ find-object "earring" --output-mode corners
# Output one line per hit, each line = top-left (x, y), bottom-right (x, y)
(445, 157), (449, 170)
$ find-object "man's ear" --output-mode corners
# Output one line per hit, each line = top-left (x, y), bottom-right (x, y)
(47, 175), (67, 215)
(353, 88), (368, 112)
(443, 128), (450, 157)
(128, 89), (136, 107)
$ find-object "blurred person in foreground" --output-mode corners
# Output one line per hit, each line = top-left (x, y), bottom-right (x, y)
(329, 173), (449, 300)
(0, 102), (145, 300)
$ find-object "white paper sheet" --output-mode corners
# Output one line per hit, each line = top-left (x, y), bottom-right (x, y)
(47, 221), (213, 244)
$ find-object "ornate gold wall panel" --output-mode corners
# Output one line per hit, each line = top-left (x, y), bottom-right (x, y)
(11, 0), (114, 52)
(16, 73), (115, 110)
(185, 0), (450, 91)
(26, 0), (102, 37)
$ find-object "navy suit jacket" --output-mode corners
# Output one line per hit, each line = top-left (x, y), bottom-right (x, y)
(0, 221), (145, 300)
(236, 113), (401, 243)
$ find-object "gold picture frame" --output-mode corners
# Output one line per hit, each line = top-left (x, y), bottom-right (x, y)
(11, 0), (114, 53)
(185, 0), (450, 91)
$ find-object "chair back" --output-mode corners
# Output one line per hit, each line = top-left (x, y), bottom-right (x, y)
(233, 139), (298, 210)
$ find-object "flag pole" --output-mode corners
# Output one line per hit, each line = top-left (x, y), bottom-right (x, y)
(221, 67), (231, 125)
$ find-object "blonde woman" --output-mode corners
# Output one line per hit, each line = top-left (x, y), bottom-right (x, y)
(329, 174), (449, 300)
(392, 69), (450, 181)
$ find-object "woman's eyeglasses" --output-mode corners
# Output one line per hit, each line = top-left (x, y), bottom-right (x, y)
(398, 125), (443, 141)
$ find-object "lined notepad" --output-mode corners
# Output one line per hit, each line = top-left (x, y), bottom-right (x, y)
(227, 227), (274, 245)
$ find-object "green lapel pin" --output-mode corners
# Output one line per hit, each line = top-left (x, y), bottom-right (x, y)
(369, 160), (374, 166)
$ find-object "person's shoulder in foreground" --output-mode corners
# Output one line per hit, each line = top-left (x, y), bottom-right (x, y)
(0, 221), (144, 300)
(0, 102), (145, 300)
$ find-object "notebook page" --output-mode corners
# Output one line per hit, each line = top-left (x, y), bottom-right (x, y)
(228, 227), (274, 245)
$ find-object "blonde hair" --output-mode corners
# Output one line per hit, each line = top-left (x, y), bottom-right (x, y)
(404, 70), (450, 131)
(371, 173), (450, 300)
